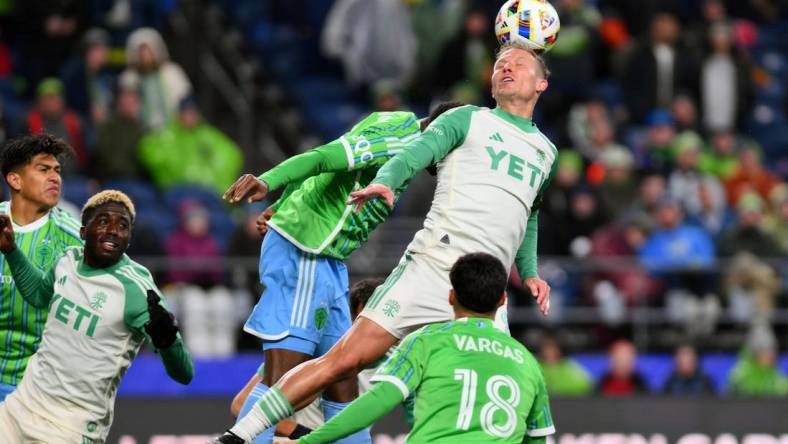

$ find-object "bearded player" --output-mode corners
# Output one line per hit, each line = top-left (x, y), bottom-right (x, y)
(216, 42), (556, 444)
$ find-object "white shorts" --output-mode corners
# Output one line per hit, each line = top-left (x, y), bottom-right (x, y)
(360, 251), (510, 339)
(0, 394), (98, 444)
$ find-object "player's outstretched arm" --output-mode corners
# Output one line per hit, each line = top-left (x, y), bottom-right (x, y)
(297, 382), (403, 444)
(0, 215), (56, 308)
(224, 174), (270, 204)
(144, 290), (194, 384)
(346, 183), (395, 213)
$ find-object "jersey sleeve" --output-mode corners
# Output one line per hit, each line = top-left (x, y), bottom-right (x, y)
(258, 140), (348, 191)
(369, 329), (430, 399)
(372, 105), (473, 191)
(526, 373), (555, 438)
(4, 248), (57, 308)
(515, 148), (558, 280)
(119, 264), (194, 384)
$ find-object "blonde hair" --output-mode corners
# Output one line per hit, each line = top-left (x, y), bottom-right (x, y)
(81, 190), (136, 225)
(495, 43), (551, 79)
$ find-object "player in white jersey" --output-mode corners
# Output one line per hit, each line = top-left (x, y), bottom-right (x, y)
(0, 190), (194, 443)
(216, 43), (555, 444)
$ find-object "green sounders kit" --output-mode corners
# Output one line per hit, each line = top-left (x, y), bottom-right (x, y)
(0, 203), (82, 386)
(372, 318), (554, 443)
(260, 111), (421, 260)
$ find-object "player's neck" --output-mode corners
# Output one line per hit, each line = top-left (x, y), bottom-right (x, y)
(9, 196), (51, 226)
(497, 98), (536, 120)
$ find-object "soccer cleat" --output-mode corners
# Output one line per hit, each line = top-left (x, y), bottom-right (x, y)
(207, 431), (246, 444)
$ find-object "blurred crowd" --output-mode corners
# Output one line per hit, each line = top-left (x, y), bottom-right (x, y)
(0, 0), (785, 372)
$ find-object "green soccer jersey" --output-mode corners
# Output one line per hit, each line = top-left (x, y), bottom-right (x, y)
(372, 318), (554, 443)
(0, 203), (83, 386)
(259, 111), (421, 260)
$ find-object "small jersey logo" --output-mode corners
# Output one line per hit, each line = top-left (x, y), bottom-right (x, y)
(489, 132), (504, 143)
(382, 299), (401, 318)
(440, 234), (451, 245)
(58, 275), (67, 287)
(87, 421), (97, 433)
(535, 148), (546, 166)
(89, 292), (107, 311)
(34, 243), (54, 269)
(314, 307), (328, 330)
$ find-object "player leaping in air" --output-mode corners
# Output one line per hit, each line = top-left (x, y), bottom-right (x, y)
(0, 191), (193, 443)
(221, 102), (464, 444)
(215, 42), (555, 444)
(292, 253), (554, 443)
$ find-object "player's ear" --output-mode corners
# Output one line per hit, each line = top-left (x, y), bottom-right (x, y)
(496, 292), (506, 309)
(536, 78), (548, 95)
(79, 226), (86, 240)
(5, 172), (21, 193)
(449, 289), (456, 307)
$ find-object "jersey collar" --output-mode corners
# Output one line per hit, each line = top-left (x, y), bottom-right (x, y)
(456, 317), (500, 331)
(492, 107), (538, 133)
(76, 250), (130, 277)
(6, 202), (51, 233)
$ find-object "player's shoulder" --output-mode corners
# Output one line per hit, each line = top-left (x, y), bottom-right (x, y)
(350, 111), (420, 137)
(50, 206), (83, 237)
(109, 257), (156, 297)
(0, 200), (8, 214)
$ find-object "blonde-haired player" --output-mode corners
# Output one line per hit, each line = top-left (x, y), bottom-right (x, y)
(0, 190), (193, 443)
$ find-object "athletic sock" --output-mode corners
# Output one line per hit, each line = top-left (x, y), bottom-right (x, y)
(236, 383), (276, 444)
(231, 386), (294, 442)
(321, 399), (372, 444)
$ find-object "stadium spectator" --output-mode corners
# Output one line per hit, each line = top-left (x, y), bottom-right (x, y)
(26, 78), (87, 173)
(723, 145), (780, 206)
(639, 196), (715, 272)
(121, 27), (191, 129)
(699, 130), (740, 180)
(597, 146), (638, 216)
(567, 98), (617, 161)
(138, 96), (243, 194)
(718, 192), (781, 257)
(764, 184), (788, 253)
(700, 21), (753, 132)
(621, 13), (698, 124)
(165, 200), (222, 287)
(59, 27), (114, 123)
(538, 334), (594, 396)
(633, 109), (677, 174)
(671, 93), (699, 133)
(684, 177), (735, 239)
(17, 1), (86, 95)
(728, 325), (788, 396)
(621, 173), (666, 225)
(90, 83), (146, 181)
(667, 131), (726, 219)
(597, 340), (647, 396)
(724, 252), (780, 323)
(662, 344), (715, 395)
(430, 7), (496, 106)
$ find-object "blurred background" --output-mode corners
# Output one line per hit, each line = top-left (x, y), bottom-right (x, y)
(0, 0), (787, 441)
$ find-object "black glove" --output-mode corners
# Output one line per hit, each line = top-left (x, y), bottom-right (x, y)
(207, 431), (246, 444)
(144, 290), (179, 349)
(289, 424), (313, 439)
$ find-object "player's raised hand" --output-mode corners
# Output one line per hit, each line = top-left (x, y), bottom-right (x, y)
(144, 290), (179, 349)
(223, 174), (269, 204)
(525, 277), (551, 316)
(0, 215), (16, 254)
(347, 184), (394, 213)
(255, 206), (275, 235)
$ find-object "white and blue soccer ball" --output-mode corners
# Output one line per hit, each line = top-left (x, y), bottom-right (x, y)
(495, 0), (561, 54)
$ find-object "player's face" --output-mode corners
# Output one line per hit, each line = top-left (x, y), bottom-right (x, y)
(491, 47), (547, 102)
(82, 202), (132, 268)
(8, 154), (62, 210)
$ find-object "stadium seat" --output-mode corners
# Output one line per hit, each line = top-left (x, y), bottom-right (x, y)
(61, 175), (97, 209)
(102, 179), (160, 209)
(164, 185), (227, 214)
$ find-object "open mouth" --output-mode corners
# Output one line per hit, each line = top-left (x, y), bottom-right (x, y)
(502, 76), (514, 83)
(99, 239), (120, 252)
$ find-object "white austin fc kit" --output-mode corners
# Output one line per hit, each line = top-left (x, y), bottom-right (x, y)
(360, 105), (557, 338)
(0, 247), (192, 443)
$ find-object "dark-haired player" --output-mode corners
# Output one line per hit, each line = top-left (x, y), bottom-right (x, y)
(0, 190), (193, 442)
(222, 103), (464, 444)
(0, 134), (83, 401)
(294, 253), (554, 443)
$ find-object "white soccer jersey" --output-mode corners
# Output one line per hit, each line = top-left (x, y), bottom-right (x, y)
(3, 247), (185, 441)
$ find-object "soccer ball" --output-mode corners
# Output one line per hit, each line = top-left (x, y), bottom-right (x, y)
(495, 0), (561, 54)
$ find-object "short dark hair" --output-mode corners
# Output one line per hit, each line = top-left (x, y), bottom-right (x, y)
(420, 101), (465, 131)
(0, 135), (73, 183)
(449, 253), (508, 314)
(350, 277), (385, 314)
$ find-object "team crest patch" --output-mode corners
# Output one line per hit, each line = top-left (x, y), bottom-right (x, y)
(87, 421), (97, 432)
(89, 292), (107, 311)
(382, 299), (401, 318)
(34, 243), (54, 268)
(314, 307), (328, 330)
(535, 149), (546, 166)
